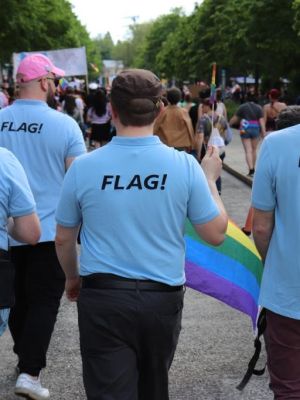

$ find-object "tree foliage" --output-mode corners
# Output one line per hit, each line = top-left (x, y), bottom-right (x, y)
(2, 0), (300, 92)
(0, 0), (91, 61)
(135, 9), (184, 75)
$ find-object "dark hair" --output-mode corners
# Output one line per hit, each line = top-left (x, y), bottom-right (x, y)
(93, 89), (107, 117)
(166, 87), (181, 105)
(63, 95), (77, 116)
(202, 97), (217, 110)
(184, 93), (192, 103)
(161, 96), (169, 106)
(276, 106), (300, 130)
(111, 98), (161, 126)
(199, 88), (211, 99)
(110, 69), (162, 127)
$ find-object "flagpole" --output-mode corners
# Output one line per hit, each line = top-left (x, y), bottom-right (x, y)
(210, 62), (217, 137)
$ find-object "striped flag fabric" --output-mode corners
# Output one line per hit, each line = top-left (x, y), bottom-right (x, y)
(185, 220), (263, 328)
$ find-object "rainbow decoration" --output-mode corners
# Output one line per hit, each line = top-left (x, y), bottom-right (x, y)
(184, 220), (263, 328)
(59, 78), (69, 91)
(210, 62), (217, 104)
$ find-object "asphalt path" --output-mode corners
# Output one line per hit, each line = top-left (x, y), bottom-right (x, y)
(0, 170), (273, 400)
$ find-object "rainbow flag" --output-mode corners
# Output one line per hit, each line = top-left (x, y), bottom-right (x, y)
(59, 78), (69, 91)
(185, 220), (263, 328)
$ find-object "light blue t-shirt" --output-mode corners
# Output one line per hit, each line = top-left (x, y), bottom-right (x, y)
(252, 126), (300, 319)
(56, 136), (219, 286)
(0, 147), (36, 250)
(0, 99), (86, 244)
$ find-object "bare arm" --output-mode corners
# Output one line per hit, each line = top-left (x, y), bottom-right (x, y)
(197, 103), (203, 119)
(194, 132), (204, 161)
(263, 104), (268, 126)
(65, 157), (76, 171)
(8, 213), (40, 245)
(259, 117), (266, 138)
(229, 114), (240, 128)
(193, 146), (228, 245)
(55, 224), (80, 278)
(55, 224), (81, 301)
(252, 208), (274, 263)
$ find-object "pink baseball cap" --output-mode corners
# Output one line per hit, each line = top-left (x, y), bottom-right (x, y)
(16, 53), (65, 83)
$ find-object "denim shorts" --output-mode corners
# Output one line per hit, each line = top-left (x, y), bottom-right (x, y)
(240, 128), (260, 139)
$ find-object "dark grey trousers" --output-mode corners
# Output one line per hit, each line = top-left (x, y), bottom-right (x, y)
(78, 283), (184, 400)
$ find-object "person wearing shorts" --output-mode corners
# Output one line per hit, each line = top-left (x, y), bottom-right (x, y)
(230, 98), (265, 177)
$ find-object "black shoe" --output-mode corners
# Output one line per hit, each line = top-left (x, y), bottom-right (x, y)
(241, 227), (251, 236)
(247, 169), (255, 177)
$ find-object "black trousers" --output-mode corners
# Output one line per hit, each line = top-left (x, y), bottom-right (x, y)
(78, 278), (184, 400)
(8, 242), (65, 376)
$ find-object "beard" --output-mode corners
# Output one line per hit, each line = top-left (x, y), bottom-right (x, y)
(46, 85), (57, 109)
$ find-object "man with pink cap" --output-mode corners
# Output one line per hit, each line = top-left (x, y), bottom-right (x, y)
(0, 53), (86, 399)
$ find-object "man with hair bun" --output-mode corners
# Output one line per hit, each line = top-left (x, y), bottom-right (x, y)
(55, 69), (228, 399)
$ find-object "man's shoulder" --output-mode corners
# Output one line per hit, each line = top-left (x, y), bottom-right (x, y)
(44, 107), (79, 127)
(252, 102), (263, 111)
(237, 103), (248, 112)
(166, 105), (185, 115)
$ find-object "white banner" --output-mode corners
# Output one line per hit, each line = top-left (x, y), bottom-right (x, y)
(13, 47), (88, 78)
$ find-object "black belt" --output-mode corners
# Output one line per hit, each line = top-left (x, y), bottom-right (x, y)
(81, 273), (183, 292)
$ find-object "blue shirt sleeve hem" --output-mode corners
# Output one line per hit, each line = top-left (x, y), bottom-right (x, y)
(10, 206), (36, 218)
(189, 209), (220, 225)
(252, 201), (275, 211)
(56, 218), (81, 227)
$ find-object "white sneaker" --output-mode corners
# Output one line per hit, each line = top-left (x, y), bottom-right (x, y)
(15, 373), (50, 400)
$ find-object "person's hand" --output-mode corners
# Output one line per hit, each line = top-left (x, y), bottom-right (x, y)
(65, 276), (81, 302)
(201, 146), (222, 182)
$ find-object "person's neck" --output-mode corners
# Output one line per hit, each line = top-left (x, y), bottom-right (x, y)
(116, 125), (154, 137)
(18, 90), (46, 102)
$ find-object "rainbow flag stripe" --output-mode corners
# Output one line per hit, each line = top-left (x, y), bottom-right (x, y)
(184, 220), (263, 328)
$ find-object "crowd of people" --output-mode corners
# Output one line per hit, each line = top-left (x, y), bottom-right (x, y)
(0, 54), (300, 400)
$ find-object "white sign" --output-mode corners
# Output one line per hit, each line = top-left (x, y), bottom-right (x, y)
(13, 47), (88, 78)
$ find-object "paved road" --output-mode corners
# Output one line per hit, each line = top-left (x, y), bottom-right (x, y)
(0, 171), (272, 400)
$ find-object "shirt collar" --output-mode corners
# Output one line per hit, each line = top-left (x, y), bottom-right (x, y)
(14, 99), (48, 107)
(111, 135), (161, 146)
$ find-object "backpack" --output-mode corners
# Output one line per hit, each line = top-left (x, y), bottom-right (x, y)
(239, 103), (260, 136)
(236, 308), (267, 391)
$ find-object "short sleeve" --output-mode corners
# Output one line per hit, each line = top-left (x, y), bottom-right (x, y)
(236, 105), (244, 119)
(187, 157), (220, 224)
(5, 152), (36, 217)
(56, 161), (82, 227)
(64, 118), (87, 159)
(252, 140), (276, 211)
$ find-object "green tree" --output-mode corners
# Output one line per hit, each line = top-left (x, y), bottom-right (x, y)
(0, 0), (91, 63)
(136, 9), (183, 74)
(93, 32), (114, 60)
